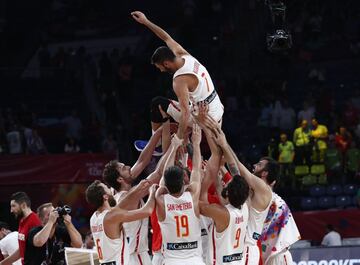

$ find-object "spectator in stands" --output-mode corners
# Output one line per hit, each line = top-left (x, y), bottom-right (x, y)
(0, 222), (21, 265)
(293, 120), (312, 165)
(298, 101), (315, 125)
(82, 231), (94, 249)
(26, 130), (47, 155)
(102, 133), (117, 156)
(64, 137), (80, 153)
(62, 110), (83, 141)
(6, 125), (23, 155)
(25, 203), (82, 265)
(321, 224), (342, 246)
(311, 118), (328, 163)
(335, 127), (352, 154)
(278, 133), (295, 186)
(278, 100), (296, 133)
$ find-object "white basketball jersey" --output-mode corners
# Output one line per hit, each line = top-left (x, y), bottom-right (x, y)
(90, 210), (127, 265)
(159, 191), (203, 261)
(208, 204), (249, 265)
(245, 192), (274, 247)
(173, 55), (215, 104)
(200, 215), (212, 264)
(114, 191), (149, 254)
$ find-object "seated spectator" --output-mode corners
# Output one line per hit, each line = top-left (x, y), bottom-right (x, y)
(325, 137), (343, 183)
(278, 133), (295, 186)
(321, 224), (342, 246)
(26, 130), (47, 154)
(345, 142), (360, 174)
(6, 125), (23, 154)
(311, 118), (328, 163)
(64, 138), (80, 153)
(335, 127), (352, 154)
(102, 134), (118, 155)
(82, 232), (94, 249)
(293, 120), (312, 165)
(0, 222), (21, 265)
(62, 110), (83, 141)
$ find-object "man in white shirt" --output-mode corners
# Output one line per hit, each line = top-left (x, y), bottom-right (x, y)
(0, 222), (21, 265)
(321, 224), (342, 246)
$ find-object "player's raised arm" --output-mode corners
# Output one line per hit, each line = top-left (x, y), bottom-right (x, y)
(173, 75), (191, 139)
(131, 11), (189, 56)
(188, 124), (202, 200)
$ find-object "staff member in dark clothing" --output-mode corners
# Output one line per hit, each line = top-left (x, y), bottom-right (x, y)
(25, 203), (82, 265)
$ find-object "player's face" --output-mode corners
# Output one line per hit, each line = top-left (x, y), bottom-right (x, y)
(99, 183), (117, 207)
(253, 160), (267, 177)
(155, 62), (174, 74)
(10, 200), (23, 220)
(117, 162), (132, 180)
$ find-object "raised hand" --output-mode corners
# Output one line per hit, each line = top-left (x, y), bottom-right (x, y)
(191, 123), (202, 145)
(131, 11), (148, 24)
(149, 184), (159, 197)
(212, 127), (227, 148)
(171, 133), (183, 147)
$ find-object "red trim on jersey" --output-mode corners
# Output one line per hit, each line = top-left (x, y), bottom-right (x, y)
(201, 72), (210, 92)
(212, 225), (216, 265)
(257, 240), (263, 265)
(284, 254), (288, 265)
(151, 210), (162, 252)
(134, 221), (142, 253)
(170, 101), (181, 112)
(121, 230), (125, 265)
(244, 246), (249, 265)
(137, 254), (143, 265)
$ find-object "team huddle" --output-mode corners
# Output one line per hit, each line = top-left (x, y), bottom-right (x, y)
(85, 11), (300, 265)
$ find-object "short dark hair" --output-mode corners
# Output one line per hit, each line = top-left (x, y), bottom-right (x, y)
(10, 192), (31, 207)
(224, 176), (249, 208)
(151, 46), (176, 64)
(103, 160), (121, 191)
(326, 224), (334, 231)
(260, 157), (280, 185)
(37, 203), (53, 220)
(86, 180), (106, 209)
(0, 221), (10, 231)
(164, 166), (184, 194)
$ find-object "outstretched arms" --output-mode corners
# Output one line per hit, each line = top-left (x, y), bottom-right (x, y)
(131, 11), (189, 56)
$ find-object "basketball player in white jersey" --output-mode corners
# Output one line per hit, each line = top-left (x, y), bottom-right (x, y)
(86, 180), (157, 265)
(202, 116), (274, 265)
(131, 11), (224, 139)
(102, 121), (182, 265)
(199, 126), (249, 265)
(132, 12), (224, 220)
(155, 124), (205, 265)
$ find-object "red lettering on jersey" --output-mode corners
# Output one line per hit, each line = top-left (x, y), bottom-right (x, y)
(235, 216), (244, 224)
(91, 224), (103, 233)
(167, 202), (192, 211)
(193, 62), (200, 74)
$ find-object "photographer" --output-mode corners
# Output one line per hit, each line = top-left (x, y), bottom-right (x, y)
(25, 203), (82, 265)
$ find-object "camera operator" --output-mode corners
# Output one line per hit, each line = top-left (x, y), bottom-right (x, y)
(25, 203), (82, 265)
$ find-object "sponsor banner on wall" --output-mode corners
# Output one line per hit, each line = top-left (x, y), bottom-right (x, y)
(291, 246), (360, 265)
(0, 153), (115, 185)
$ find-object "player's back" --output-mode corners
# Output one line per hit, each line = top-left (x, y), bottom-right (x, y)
(209, 203), (249, 265)
(90, 210), (127, 265)
(159, 191), (204, 265)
